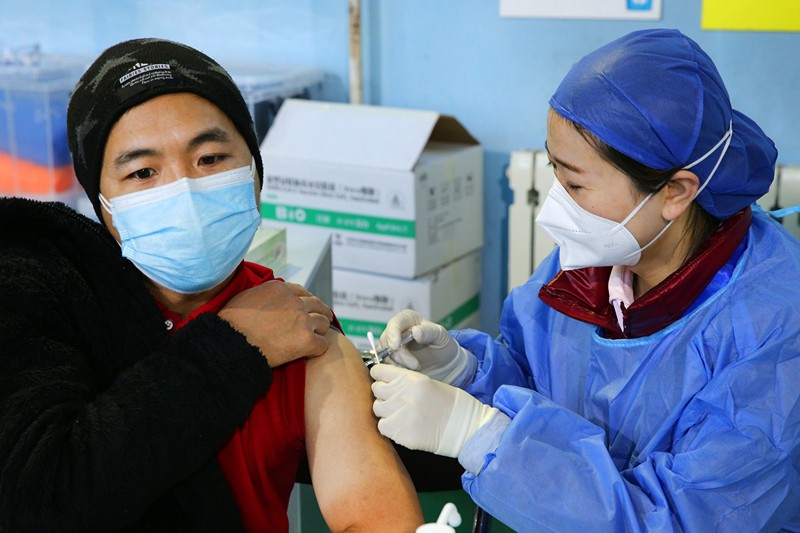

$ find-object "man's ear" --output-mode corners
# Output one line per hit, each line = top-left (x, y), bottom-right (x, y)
(661, 170), (700, 221)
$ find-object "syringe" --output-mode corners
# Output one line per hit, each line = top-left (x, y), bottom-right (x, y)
(360, 330), (415, 368)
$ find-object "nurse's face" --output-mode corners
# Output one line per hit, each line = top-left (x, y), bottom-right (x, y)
(544, 109), (665, 248)
(98, 92), (257, 243)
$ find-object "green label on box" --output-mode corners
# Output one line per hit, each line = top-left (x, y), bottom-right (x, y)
(438, 294), (480, 329)
(262, 203), (415, 238)
(339, 318), (387, 339)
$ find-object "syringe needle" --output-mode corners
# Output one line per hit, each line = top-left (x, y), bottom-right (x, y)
(366, 331), (380, 365)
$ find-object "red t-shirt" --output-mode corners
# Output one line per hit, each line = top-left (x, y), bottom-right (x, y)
(158, 262), (306, 533)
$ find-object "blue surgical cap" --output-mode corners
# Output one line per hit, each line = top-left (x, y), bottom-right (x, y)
(549, 29), (777, 220)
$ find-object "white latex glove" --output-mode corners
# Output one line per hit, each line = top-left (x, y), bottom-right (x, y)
(379, 309), (477, 385)
(371, 364), (500, 458)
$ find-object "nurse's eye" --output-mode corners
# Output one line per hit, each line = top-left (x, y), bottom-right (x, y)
(566, 182), (583, 192)
(128, 168), (156, 180)
(546, 160), (556, 170)
(199, 154), (227, 166)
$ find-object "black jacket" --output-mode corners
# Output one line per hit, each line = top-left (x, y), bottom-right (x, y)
(0, 198), (272, 532)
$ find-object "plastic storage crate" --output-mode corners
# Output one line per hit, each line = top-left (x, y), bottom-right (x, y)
(0, 46), (86, 203)
(228, 64), (324, 144)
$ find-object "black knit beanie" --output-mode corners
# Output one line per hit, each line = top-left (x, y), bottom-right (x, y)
(67, 38), (263, 221)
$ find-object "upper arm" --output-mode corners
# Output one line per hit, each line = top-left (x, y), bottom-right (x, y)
(304, 330), (423, 532)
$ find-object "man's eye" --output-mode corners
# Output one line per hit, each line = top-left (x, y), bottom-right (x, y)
(199, 155), (226, 166)
(546, 160), (556, 170)
(130, 168), (155, 180)
(566, 183), (583, 192)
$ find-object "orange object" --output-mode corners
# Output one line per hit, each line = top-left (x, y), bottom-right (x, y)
(0, 154), (12, 192)
(0, 152), (76, 194)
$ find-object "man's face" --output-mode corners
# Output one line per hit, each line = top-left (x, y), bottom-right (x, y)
(99, 92), (258, 242)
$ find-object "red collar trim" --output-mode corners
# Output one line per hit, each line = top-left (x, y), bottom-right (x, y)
(158, 261), (275, 331)
(538, 207), (751, 338)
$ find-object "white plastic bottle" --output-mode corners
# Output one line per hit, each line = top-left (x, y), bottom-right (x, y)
(416, 502), (462, 533)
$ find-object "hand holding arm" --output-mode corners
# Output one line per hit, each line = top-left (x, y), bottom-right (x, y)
(219, 281), (333, 367)
(379, 309), (477, 385)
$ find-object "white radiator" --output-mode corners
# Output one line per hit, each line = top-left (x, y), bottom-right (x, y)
(506, 150), (800, 294)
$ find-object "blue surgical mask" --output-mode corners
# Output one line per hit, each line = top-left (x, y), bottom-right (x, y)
(100, 159), (261, 294)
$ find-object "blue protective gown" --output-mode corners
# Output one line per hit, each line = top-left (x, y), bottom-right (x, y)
(455, 212), (800, 532)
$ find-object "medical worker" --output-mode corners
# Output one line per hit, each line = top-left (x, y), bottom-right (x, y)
(370, 29), (800, 532)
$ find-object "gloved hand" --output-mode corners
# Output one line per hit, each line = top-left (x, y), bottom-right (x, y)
(370, 364), (500, 458)
(379, 309), (477, 386)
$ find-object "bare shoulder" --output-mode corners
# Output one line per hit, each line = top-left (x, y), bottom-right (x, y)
(303, 329), (423, 532)
(303, 328), (378, 453)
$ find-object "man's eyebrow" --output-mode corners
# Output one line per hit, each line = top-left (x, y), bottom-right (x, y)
(114, 148), (160, 169)
(544, 141), (583, 174)
(187, 127), (231, 149)
(112, 128), (232, 169)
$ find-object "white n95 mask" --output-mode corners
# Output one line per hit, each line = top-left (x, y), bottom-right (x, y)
(99, 159), (261, 294)
(535, 180), (659, 270)
(535, 122), (733, 271)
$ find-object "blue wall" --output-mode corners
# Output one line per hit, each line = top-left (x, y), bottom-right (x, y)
(3, 0), (798, 334)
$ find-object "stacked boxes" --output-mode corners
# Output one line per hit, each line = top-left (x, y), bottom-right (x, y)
(0, 49), (86, 204)
(332, 250), (481, 349)
(260, 99), (483, 348)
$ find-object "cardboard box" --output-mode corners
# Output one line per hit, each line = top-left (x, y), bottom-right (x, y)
(332, 250), (481, 351)
(264, 224), (333, 306)
(245, 224), (287, 272)
(260, 99), (483, 278)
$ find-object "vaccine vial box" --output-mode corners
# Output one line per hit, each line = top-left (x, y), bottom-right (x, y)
(245, 224), (288, 272)
(260, 99), (484, 278)
(0, 52), (86, 202)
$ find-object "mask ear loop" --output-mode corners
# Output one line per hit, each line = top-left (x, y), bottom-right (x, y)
(684, 121), (734, 199)
(99, 193), (113, 216)
(612, 191), (654, 233)
(618, 122), (734, 262)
